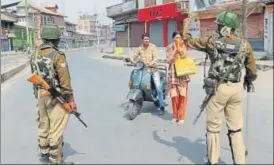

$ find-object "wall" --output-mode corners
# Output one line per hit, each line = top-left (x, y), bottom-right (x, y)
(138, 0), (145, 9)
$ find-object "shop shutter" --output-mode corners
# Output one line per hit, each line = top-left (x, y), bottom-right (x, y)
(167, 20), (177, 45)
(130, 22), (145, 47)
(116, 25), (129, 47)
(150, 21), (163, 47)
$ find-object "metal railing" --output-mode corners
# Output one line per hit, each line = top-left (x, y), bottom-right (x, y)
(176, 0), (189, 13)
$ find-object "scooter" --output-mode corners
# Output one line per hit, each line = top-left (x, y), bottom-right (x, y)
(124, 59), (168, 120)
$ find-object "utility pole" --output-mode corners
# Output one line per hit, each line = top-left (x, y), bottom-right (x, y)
(0, 2), (2, 52)
(25, 0), (30, 52)
(62, 0), (67, 50)
(242, 0), (247, 40)
(242, 0), (249, 158)
(94, 7), (100, 46)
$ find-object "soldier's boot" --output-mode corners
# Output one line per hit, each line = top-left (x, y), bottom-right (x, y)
(60, 160), (74, 165)
(49, 141), (75, 165)
(227, 129), (245, 164)
(39, 154), (50, 164)
(206, 130), (221, 165)
(206, 161), (218, 165)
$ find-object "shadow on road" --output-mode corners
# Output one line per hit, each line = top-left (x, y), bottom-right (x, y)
(152, 130), (227, 164)
(121, 101), (172, 121)
(142, 102), (172, 121)
(63, 142), (86, 160)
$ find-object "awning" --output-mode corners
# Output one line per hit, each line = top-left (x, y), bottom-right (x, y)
(112, 25), (127, 32)
(8, 33), (16, 38)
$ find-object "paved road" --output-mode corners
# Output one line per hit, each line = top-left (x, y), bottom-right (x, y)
(1, 54), (29, 66)
(1, 48), (273, 164)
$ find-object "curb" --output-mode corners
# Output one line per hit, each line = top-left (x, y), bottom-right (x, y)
(1, 52), (26, 57)
(1, 47), (94, 83)
(1, 47), (94, 57)
(101, 54), (273, 71)
(1, 60), (30, 83)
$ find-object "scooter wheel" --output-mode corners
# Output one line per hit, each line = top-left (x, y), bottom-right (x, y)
(127, 101), (139, 120)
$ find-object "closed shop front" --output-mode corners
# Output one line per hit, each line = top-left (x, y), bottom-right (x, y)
(167, 20), (177, 45)
(246, 13), (264, 51)
(200, 18), (216, 37)
(116, 26), (129, 47)
(200, 13), (264, 51)
(130, 22), (145, 47)
(138, 2), (187, 47)
(1, 36), (9, 52)
(150, 21), (163, 47)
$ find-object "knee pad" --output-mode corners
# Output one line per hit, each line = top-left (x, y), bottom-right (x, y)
(38, 136), (49, 154)
(227, 129), (242, 164)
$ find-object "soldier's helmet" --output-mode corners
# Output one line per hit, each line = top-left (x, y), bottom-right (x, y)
(215, 11), (240, 29)
(41, 24), (61, 40)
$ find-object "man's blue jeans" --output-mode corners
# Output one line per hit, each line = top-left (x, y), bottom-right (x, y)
(152, 71), (164, 108)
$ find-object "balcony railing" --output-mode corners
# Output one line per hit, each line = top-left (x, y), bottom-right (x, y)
(176, 0), (189, 13)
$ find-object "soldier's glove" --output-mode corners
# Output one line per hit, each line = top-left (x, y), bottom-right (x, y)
(64, 101), (77, 113)
(243, 75), (255, 93)
(244, 70), (257, 92)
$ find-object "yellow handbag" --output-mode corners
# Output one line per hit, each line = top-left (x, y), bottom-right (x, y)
(174, 55), (197, 77)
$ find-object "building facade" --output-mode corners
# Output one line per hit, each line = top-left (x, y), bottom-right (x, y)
(107, 0), (144, 47)
(65, 21), (77, 48)
(76, 14), (97, 35)
(1, 11), (17, 51)
(190, 0), (266, 51)
(138, 0), (189, 47)
(11, 24), (34, 51)
(16, 0), (66, 48)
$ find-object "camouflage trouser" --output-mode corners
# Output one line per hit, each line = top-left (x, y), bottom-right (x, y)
(37, 92), (70, 164)
(206, 82), (245, 164)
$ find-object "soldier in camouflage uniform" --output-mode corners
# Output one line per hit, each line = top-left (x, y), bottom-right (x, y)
(31, 24), (76, 164)
(183, 11), (257, 164)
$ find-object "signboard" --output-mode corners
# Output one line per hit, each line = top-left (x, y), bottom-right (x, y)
(107, 4), (123, 16)
(107, 0), (137, 16)
(138, 3), (180, 21)
(122, 0), (137, 12)
(190, 0), (228, 11)
(188, 18), (200, 38)
(111, 25), (127, 32)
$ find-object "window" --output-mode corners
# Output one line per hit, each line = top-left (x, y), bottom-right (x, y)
(145, 0), (156, 7)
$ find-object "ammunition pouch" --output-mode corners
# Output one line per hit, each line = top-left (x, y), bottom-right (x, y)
(204, 77), (218, 95)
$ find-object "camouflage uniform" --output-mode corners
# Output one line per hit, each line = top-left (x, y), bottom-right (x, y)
(184, 11), (257, 164)
(31, 24), (75, 164)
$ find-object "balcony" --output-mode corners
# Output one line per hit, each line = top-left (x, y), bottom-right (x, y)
(106, 0), (137, 18)
(176, 0), (189, 13)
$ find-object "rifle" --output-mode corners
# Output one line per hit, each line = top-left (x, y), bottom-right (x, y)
(27, 73), (88, 128)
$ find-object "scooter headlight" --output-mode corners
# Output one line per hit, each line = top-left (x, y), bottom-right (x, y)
(135, 61), (144, 70)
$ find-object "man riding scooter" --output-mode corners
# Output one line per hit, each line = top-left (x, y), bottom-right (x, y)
(125, 33), (165, 115)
